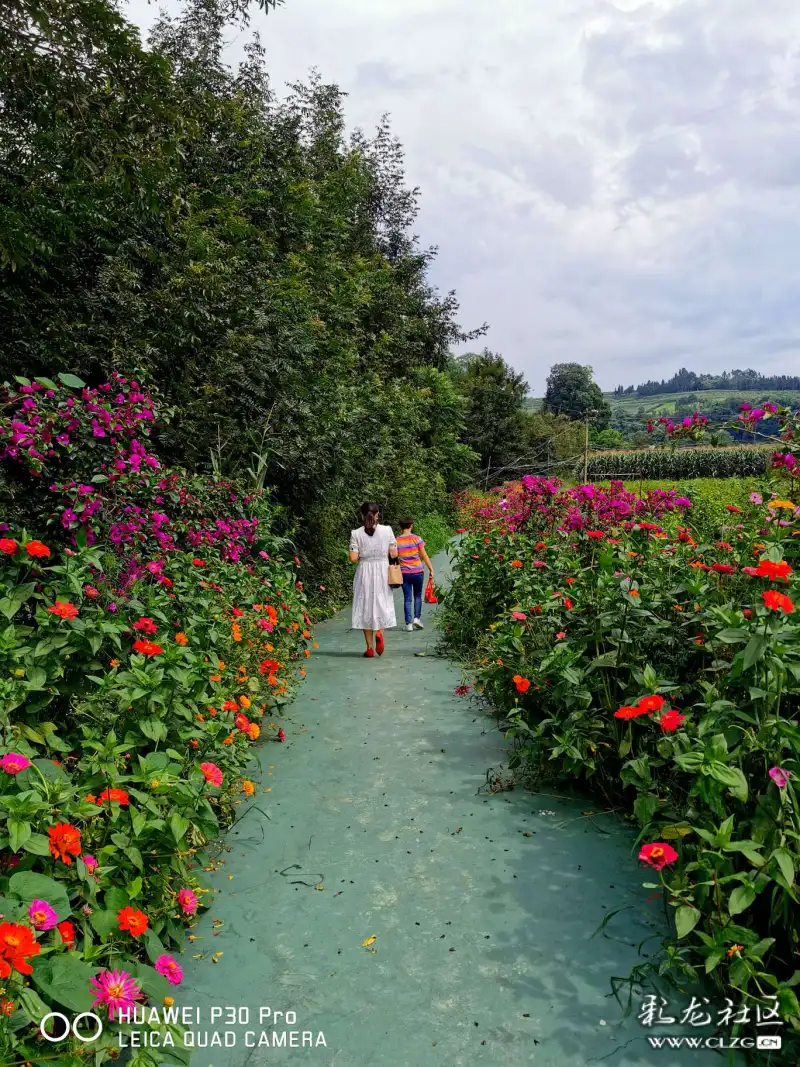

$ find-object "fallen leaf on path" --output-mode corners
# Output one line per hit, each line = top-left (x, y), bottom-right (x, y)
(314, 884), (325, 891)
(361, 934), (377, 948)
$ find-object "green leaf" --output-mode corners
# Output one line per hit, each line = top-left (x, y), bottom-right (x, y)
(144, 929), (167, 964)
(777, 988), (800, 1019)
(104, 886), (129, 913)
(170, 811), (189, 843)
(57, 372), (86, 389)
(675, 904), (701, 939)
(8, 819), (32, 852)
(26, 665), (47, 689)
(728, 883), (757, 916)
(708, 762), (748, 801)
(705, 949), (725, 973)
(127, 876), (143, 900)
(16, 985), (52, 1025)
(9, 871), (71, 920)
(89, 909), (119, 938)
(32, 954), (95, 1012)
(34, 377), (58, 391)
(742, 634), (768, 671)
(772, 847), (795, 887)
(715, 628), (749, 643)
(22, 832), (53, 857)
(633, 794), (658, 827)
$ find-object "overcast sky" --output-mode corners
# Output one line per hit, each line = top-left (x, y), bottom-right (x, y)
(125, 0), (800, 395)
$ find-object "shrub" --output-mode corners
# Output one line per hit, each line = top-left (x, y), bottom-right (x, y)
(582, 446), (772, 481)
(444, 476), (800, 1053)
(0, 373), (311, 1063)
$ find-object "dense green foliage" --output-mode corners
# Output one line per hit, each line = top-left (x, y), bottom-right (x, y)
(0, 0), (483, 597)
(542, 363), (611, 429)
(444, 478), (800, 1055)
(583, 446), (772, 481)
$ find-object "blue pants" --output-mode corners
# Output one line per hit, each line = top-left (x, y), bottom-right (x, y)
(402, 572), (424, 625)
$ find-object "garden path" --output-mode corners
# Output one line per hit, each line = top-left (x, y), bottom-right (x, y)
(177, 549), (714, 1067)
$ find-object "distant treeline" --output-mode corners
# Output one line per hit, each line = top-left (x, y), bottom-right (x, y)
(612, 368), (800, 398)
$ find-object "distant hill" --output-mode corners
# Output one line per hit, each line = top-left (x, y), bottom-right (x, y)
(607, 388), (800, 417)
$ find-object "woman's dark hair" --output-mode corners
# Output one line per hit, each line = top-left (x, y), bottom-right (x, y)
(399, 517), (414, 530)
(361, 502), (380, 536)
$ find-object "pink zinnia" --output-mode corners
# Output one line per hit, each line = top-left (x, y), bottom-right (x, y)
(155, 954), (184, 986)
(769, 767), (790, 789)
(510, 611), (527, 621)
(1, 752), (31, 775)
(200, 761), (223, 787)
(89, 969), (143, 1020)
(177, 888), (198, 915)
(82, 854), (98, 872)
(28, 899), (59, 931)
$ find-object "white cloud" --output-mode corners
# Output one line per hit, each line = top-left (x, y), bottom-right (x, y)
(125, 0), (800, 392)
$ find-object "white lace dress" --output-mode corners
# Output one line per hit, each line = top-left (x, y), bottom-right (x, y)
(350, 524), (397, 630)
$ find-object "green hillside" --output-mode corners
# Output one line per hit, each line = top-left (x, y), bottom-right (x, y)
(606, 387), (800, 416)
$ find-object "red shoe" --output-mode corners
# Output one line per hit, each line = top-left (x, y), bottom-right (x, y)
(375, 631), (384, 656)
(363, 648), (375, 658)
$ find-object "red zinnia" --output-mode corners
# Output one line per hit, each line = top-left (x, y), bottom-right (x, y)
(639, 842), (679, 870)
(659, 709), (686, 732)
(711, 563), (735, 575)
(132, 616), (158, 634)
(117, 907), (149, 937)
(48, 822), (82, 864)
(763, 590), (794, 614)
(24, 540), (50, 558)
(0, 538), (17, 555)
(47, 601), (79, 619)
(191, 559), (206, 567)
(754, 560), (792, 582)
(57, 921), (75, 948)
(586, 531), (604, 539)
(132, 638), (164, 656)
(637, 694), (665, 714)
(614, 705), (646, 720)
(513, 674), (531, 694)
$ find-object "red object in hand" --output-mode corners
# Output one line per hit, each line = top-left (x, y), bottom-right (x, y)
(424, 577), (438, 604)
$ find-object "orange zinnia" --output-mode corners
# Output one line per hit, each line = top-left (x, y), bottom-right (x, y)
(175, 632), (188, 646)
(47, 601), (79, 619)
(0, 922), (41, 977)
(48, 822), (81, 864)
(117, 907), (148, 937)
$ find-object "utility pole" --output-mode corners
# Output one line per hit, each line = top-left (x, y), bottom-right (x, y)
(582, 413), (590, 484)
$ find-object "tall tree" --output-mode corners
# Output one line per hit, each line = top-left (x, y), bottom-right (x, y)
(542, 363), (611, 429)
(454, 350), (528, 476)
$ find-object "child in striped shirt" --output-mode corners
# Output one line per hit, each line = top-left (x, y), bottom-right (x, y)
(396, 518), (434, 631)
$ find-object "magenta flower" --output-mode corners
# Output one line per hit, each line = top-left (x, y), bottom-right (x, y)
(83, 854), (99, 872)
(89, 969), (143, 1020)
(29, 899), (59, 931)
(177, 887), (199, 915)
(155, 954), (184, 985)
(750, 492), (763, 505)
(769, 767), (790, 789)
(511, 611), (527, 620)
(1, 752), (31, 775)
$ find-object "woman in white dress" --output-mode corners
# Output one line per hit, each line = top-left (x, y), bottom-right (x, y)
(349, 503), (398, 658)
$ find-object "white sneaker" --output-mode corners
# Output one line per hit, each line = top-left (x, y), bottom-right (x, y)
(405, 623), (413, 632)
(413, 618), (424, 630)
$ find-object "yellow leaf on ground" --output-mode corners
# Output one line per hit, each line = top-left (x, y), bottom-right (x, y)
(361, 934), (377, 948)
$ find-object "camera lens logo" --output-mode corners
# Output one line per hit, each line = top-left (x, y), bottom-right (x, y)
(40, 1012), (104, 1043)
(756, 1036), (782, 1051)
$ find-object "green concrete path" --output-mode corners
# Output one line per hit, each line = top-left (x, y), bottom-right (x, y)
(175, 549), (715, 1067)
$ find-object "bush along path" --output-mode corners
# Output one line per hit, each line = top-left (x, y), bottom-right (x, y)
(173, 548), (713, 1067)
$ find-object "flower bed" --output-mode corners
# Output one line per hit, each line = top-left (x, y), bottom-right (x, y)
(0, 374), (312, 1063)
(445, 475), (800, 1049)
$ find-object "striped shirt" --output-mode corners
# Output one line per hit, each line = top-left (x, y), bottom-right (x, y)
(397, 533), (425, 574)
